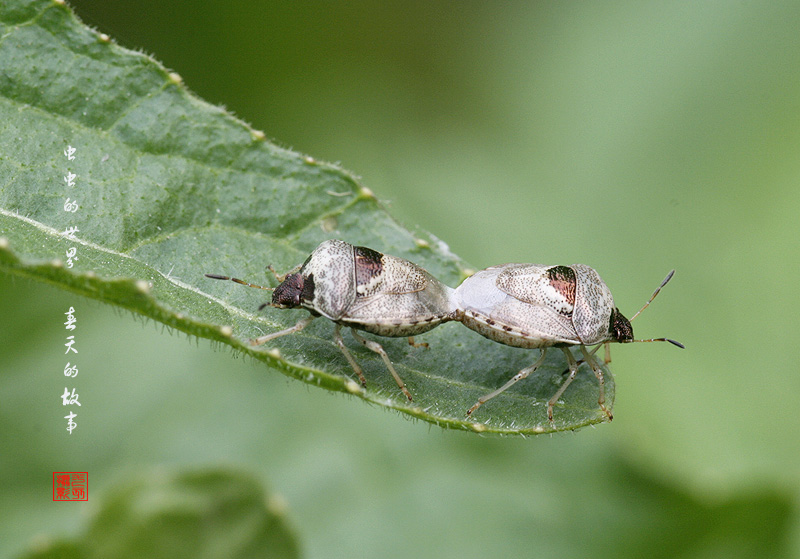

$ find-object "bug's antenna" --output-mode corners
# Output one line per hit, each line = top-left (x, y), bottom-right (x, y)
(630, 270), (674, 322)
(630, 337), (684, 348)
(204, 274), (274, 291)
(625, 270), (684, 349)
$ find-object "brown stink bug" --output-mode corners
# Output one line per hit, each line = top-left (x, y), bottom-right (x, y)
(206, 239), (457, 400)
(454, 264), (682, 422)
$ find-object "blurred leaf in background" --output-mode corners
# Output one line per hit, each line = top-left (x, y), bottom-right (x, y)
(3, 1), (800, 558)
(20, 469), (300, 559)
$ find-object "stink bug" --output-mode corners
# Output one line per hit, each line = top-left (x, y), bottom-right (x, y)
(206, 239), (456, 400)
(454, 264), (682, 422)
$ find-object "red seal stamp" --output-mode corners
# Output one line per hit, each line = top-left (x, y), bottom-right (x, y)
(53, 472), (88, 501)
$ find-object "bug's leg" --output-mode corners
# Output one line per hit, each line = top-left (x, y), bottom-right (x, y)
(266, 263), (302, 283)
(250, 315), (315, 345)
(467, 349), (548, 417)
(332, 324), (368, 386)
(407, 336), (429, 349)
(548, 348), (581, 423)
(580, 345), (613, 421)
(350, 329), (413, 401)
(585, 342), (611, 365)
(266, 265), (287, 282)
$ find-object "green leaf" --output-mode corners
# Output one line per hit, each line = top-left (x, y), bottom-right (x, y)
(0, 0), (613, 434)
(19, 469), (301, 559)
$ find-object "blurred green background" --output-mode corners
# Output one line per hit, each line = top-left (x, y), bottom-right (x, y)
(3, 1), (800, 557)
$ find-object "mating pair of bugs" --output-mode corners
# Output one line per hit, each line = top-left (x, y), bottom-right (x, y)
(206, 239), (682, 422)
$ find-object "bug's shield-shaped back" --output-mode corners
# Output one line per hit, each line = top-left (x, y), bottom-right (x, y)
(495, 264), (577, 343)
(571, 264), (614, 345)
(457, 265), (577, 347)
(495, 264), (574, 315)
(346, 253), (456, 335)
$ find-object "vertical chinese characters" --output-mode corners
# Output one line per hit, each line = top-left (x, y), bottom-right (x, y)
(63, 146), (78, 266)
(62, 306), (80, 434)
(60, 145), (82, 433)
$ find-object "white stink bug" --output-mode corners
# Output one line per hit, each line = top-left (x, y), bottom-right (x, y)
(454, 264), (682, 421)
(206, 239), (457, 400)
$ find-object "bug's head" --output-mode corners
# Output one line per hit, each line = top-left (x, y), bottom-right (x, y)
(610, 307), (634, 343)
(271, 272), (307, 309)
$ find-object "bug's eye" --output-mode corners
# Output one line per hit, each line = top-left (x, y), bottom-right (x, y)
(272, 273), (305, 308)
(610, 308), (633, 342)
